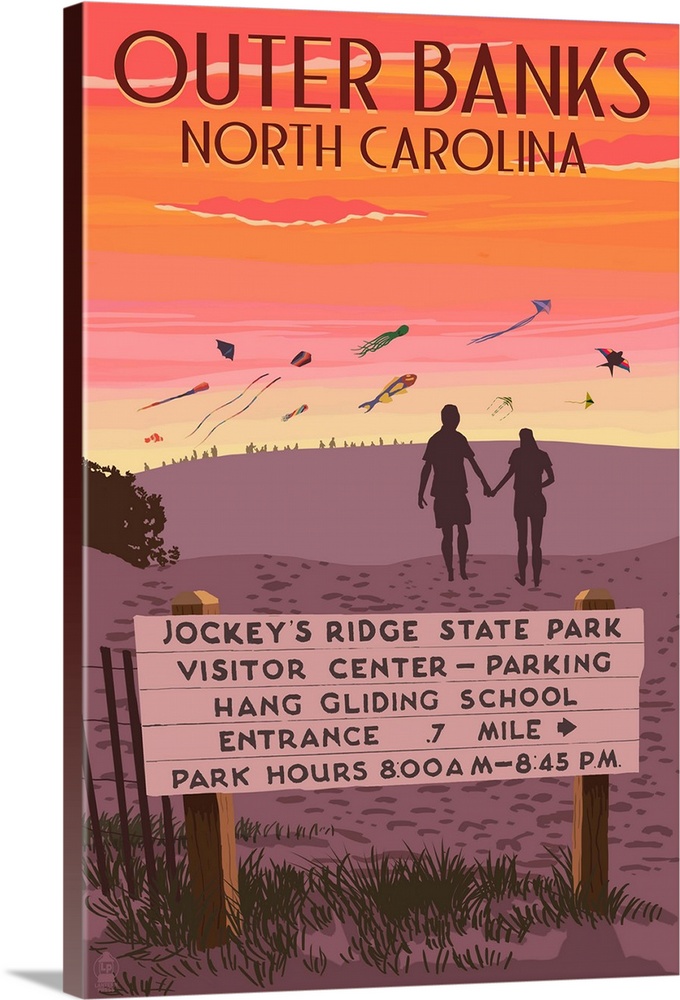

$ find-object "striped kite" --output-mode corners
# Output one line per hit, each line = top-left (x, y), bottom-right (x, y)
(282, 404), (309, 422)
(291, 351), (312, 367)
(138, 382), (209, 411)
(596, 348), (630, 376)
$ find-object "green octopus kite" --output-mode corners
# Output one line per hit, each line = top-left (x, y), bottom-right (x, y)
(353, 324), (409, 357)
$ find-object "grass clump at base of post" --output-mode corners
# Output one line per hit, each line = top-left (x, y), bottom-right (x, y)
(235, 818), (335, 843)
(85, 815), (662, 995)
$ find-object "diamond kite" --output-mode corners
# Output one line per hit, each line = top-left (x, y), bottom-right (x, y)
(282, 404), (309, 422)
(138, 382), (209, 411)
(353, 324), (409, 357)
(359, 374), (417, 413)
(291, 351), (312, 367)
(596, 348), (630, 376)
(216, 340), (235, 360)
(566, 392), (595, 409)
(468, 300), (551, 345)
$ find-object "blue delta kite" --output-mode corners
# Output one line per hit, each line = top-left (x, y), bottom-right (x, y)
(468, 300), (552, 345)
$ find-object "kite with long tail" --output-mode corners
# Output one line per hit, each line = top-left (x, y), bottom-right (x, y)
(187, 373), (270, 438)
(138, 381), (209, 411)
(468, 300), (551, 345)
(199, 376), (281, 444)
(566, 392), (595, 409)
(354, 325), (409, 357)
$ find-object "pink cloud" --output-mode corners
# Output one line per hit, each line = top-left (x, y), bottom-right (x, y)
(155, 195), (428, 227)
(579, 134), (678, 169)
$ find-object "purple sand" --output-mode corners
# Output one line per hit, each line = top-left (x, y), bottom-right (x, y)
(79, 443), (679, 993)
(139, 442), (678, 564)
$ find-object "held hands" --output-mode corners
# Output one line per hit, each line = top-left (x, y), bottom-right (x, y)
(484, 483), (499, 498)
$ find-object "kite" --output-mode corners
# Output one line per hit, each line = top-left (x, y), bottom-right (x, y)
(353, 324), (409, 357)
(216, 340), (235, 361)
(199, 376), (282, 444)
(487, 396), (513, 420)
(596, 348), (630, 376)
(282, 404), (309, 422)
(291, 351), (312, 367)
(468, 300), (551, 345)
(138, 382), (209, 411)
(566, 392), (595, 409)
(359, 374), (417, 413)
(187, 373), (271, 438)
(144, 433), (164, 443)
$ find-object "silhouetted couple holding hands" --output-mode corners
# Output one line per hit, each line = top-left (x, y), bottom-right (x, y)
(418, 404), (554, 586)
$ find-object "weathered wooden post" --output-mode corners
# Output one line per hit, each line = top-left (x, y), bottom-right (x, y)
(82, 722), (111, 898)
(172, 590), (240, 947)
(122, 648), (158, 894)
(572, 587), (615, 912)
(100, 645), (136, 897)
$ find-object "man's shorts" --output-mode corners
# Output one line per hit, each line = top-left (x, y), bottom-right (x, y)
(433, 494), (471, 528)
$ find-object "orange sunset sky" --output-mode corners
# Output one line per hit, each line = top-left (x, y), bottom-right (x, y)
(80, 2), (679, 471)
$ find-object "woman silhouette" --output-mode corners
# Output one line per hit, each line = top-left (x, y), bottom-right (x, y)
(491, 429), (555, 587)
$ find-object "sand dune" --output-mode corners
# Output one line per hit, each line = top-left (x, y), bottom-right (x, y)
(139, 442), (678, 564)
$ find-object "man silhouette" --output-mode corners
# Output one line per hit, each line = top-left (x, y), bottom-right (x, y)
(418, 405), (491, 581)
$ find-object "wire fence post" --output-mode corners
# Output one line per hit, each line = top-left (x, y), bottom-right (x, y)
(100, 644), (136, 898)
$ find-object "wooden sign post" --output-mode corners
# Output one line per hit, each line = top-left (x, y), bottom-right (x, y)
(134, 594), (642, 930)
(137, 604), (642, 793)
(171, 591), (240, 948)
(572, 588), (616, 912)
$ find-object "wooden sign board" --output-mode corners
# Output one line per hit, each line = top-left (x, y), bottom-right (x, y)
(133, 610), (644, 795)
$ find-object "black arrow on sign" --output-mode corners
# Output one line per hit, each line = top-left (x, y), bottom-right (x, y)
(557, 717), (577, 737)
